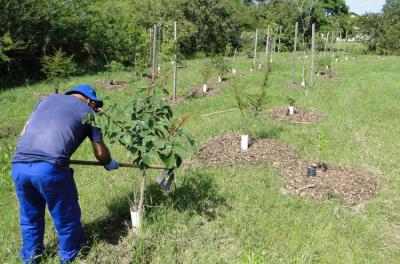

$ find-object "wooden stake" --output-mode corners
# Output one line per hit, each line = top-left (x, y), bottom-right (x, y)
(278, 26), (282, 54)
(292, 22), (298, 84)
(271, 33), (277, 63)
(324, 32), (330, 57)
(254, 28), (258, 66)
(152, 24), (157, 81)
(310, 23), (315, 87)
(265, 27), (270, 71)
(173, 21), (178, 100)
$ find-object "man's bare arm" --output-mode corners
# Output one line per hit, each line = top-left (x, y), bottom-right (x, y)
(91, 141), (112, 165)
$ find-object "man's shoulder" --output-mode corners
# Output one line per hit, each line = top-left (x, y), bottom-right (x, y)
(44, 94), (93, 112)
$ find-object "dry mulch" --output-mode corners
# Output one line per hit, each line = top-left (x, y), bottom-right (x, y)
(317, 69), (340, 81)
(196, 133), (378, 203)
(94, 80), (130, 90)
(265, 107), (324, 124)
(185, 87), (221, 99)
(164, 97), (188, 106)
(207, 78), (230, 85)
(288, 82), (306, 89)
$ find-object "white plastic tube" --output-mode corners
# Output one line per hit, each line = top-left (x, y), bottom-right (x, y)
(288, 106), (295, 115)
(232, 69), (236, 74)
(203, 84), (208, 93)
(130, 207), (142, 230)
(241, 135), (249, 150)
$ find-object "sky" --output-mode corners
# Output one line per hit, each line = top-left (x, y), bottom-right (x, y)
(346, 0), (386, 15)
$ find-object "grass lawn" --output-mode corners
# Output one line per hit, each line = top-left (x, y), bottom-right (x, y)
(1, 52), (399, 263)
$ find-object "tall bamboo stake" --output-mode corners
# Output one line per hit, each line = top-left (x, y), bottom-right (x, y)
(271, 33), (277, 63)
(324, 31), (330, 57)
(253, 28), (258, 66)
(265, 27), (270, 71)
(292, 22), (298, 84)
(310, 23), (315, 87)
(172, 21), (178, 100)
(152, 24), (157, 81)
(278, 26), (282, 54)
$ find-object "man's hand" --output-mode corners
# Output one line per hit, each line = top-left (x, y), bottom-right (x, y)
(104, 159), (119, 171)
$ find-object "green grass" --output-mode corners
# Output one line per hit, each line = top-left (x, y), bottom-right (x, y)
(1, 52), (400, 263)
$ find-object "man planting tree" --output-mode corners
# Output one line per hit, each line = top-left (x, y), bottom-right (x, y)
(11, 84), (119, 264)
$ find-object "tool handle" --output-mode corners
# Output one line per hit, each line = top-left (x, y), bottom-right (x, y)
(69, 160), (166, 170)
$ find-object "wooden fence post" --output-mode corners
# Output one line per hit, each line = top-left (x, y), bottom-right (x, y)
(292, 22), (298, 84)
(310, 23), (315, 87)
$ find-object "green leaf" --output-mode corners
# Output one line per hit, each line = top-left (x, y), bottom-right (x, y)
(163, 153), (176, 169)
(142, 152), (152, 165)
(153, 138), (165, 149)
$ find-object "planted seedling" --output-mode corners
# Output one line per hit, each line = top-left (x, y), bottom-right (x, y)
(84, 82), (194, 229)
(287, 97), (296, 116)
(212, 55), (229, 83)
(200, 60), (213, 92)
(234, 73), (268, 150)
(316, 56), (332, 77)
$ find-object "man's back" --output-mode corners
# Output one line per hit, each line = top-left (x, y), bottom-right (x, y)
(13, 94), (100, 168)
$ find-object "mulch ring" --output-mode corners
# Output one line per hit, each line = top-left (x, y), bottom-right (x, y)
(185, 87), (221, 99)
(265, 107), (324, 124)
(207, 78), (230, 85)
(94, 80), (130, 90)
(196, 133), (378, 203)
(288, 82), (306, 89)
(164, 97), (188, 106)
(317, 69), (340, 81)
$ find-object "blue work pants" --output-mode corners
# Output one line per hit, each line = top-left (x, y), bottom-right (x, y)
(11, 162), (82, 263)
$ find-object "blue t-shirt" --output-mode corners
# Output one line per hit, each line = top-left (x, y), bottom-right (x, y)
(12, 94), (102, 168)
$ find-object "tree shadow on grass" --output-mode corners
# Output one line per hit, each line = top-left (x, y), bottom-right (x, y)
(144, 169), (227, 222)
(81, 192), (133, 249)
(79, 169), (226, 258)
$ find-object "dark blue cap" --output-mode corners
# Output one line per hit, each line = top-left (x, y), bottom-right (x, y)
(65, 84), (103, 108)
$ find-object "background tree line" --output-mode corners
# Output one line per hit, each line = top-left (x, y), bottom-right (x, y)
(356, 0), (400, 55)
(0, 0), (359, 87)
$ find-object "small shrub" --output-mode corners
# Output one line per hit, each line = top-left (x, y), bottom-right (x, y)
(105, 60), (125, 72)
(287, 97), (295, 106)
(199, 60), (213, 84)
(212, 55), (229, 79)
(224, 43), (235, 57)
(41, 49), (77, 93)
(316, 56), (332, 74)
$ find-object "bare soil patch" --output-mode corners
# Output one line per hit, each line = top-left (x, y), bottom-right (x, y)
(164, 97), (188, 106)
(185, 87), (221, 99)
(288, 82), (306, 89)
(196, 133), (378, 203)
(207, 78), (230, 85)
(317, 69), (340, 81)
(265, 107), (324, 124)
(94, 80), (130, 90)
